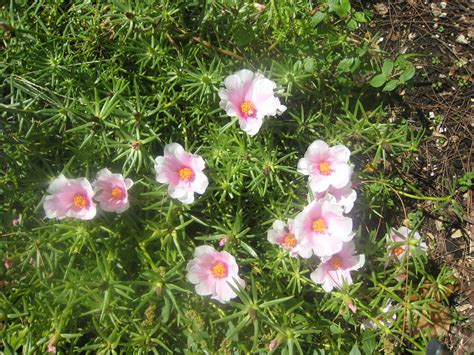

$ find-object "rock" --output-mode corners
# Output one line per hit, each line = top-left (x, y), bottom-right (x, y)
(455, 304), (471, 313)
(468, 27), (474, 39)
(374, 3), (389, 16)
(431, 3), (442, 17)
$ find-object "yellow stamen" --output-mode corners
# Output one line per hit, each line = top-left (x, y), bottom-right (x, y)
(312, 218), (327, 233)
(178, 167), (194, 181)
(73, 194), (87, 209)
(330, 255), (343, 269)
(111, 186), (124, 199)
(393, 246), (404, 256)
(211, 262), (227, 279)
(319, 161), (332, 175)
(241, 101), (256, 116)
(282, 233), (297, 248)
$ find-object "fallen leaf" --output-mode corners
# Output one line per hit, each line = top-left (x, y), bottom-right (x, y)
(456, 34), (469, 44)
(451, 229), (464, 239)
(374, 3), (389, 16)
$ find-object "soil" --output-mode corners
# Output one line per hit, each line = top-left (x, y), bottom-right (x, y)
(359, 0), (473, 353)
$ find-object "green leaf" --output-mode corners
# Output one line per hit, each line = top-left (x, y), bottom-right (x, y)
(336, 0), (351, 17)
(240, 241), (258, 258)
(329, 324), (342, 334)
(346, 19), (358, 30)
(233, 23), (255, 46)
(2, 340), (15, 355)
(311, 11), (327, 26)
(369, 73), (387, 87)
(399, 65), (416, 82)
(382, 79), (399, 92)
(353, 12), (367, 23)
(161, 296), (170, 323)
(225, 315), (251, 341)
(338, 58), (354, 72)
(260, 295), (294, 308)
(327, 0), (339, 12)
(350, 58), (361, 73)
(349, 344), (362, 355)
(362, 330), (377, 354)
(304, 57), (316, 72)
(382, 60), (394, 76)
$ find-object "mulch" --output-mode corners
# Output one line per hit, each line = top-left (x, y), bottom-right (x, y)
(359, 0), (473, 352)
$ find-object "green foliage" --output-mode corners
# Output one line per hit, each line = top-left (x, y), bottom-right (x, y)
(458, 172), (474, 193)
(0, 0), (459, 353)
(369, 55), (416, 91)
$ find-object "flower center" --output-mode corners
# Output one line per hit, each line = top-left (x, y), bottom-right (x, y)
(241, 101), (256, 117)
(73, 194), (87, 209)
(329, 255), (343, 269)
(210, 262), (228, 279)
(111, 186), (124, 200)
(282, 233), (297, 248)
(178, 167), (194, 181)
(392, 246), (404, 256)
(312, 218), (327, 233)
(319, 161), (332, 175)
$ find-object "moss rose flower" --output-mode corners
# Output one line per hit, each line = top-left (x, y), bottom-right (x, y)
(93, 168), (133, 213)
(310, 241), (365, 292)
(186, 245), (245, 303)
(155, 143), (209, 204)
(43, 175), (96, 220)
(218, 69), (286, 136)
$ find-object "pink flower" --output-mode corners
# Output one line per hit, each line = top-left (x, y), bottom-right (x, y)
(47, 333), (59, 353)
(387, 226), (427, 261)
(47, 344), (56, 354)
(3, 257), (18, 269)
(219, 238), (227, 247)
(297, 140), (352, 193)
(93, 168), (133, 213)
(310, 241), (365, 292)
(348, 301), (357, 313)
(154, 143), (209, 204)
(43, 175), (96, 220)
(186, 245), (245, 303)
(267, 219), (299, 256)
(12, 215), (21, 226)
(268, 337), (280, 351)
(313, 182), (357, 213)
(346, 298), (357, 313)
(293, 197), (354, 258)
(218, 69), (286, 136)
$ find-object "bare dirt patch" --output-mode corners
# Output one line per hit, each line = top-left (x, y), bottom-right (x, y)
(361, 0), (473, 352)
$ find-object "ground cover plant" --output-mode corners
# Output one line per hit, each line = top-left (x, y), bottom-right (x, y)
(1, 0), (471, 353)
